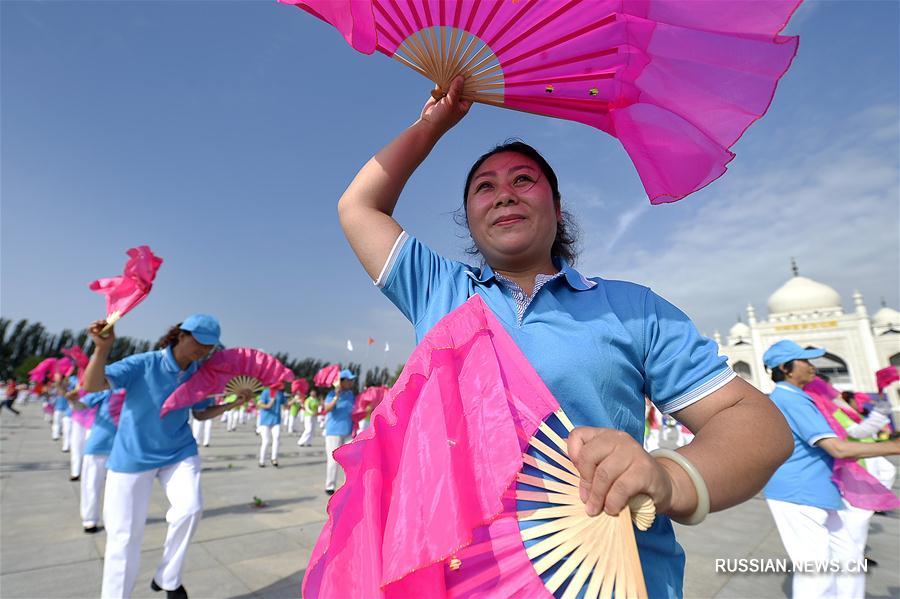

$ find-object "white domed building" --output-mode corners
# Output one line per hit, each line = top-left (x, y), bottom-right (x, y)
(715, 268), (900, 394)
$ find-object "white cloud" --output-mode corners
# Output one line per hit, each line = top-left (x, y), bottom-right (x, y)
(577, 101), (899, 335)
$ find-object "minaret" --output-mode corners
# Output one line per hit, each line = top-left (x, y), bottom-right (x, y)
(853, 290), (867, 316)
(746, 303), (757, 326)
(713, 330), (722, 345)
(791, 257), (799, 277)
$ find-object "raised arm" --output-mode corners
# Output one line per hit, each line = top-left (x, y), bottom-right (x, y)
(82, 320), (114, 393)
(338, 76), (471, 280)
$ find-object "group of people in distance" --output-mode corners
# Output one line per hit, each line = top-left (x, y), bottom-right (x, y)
(2, 75), (897, 599)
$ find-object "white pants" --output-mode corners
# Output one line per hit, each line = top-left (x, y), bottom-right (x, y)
(357, 417), (370, 433)
(70, 420), (88, 477)
(258, 425), (281, 463)
(191, 419), (211, 446)
(226, 409), (239, 431)
(52, 409), (65, 440)
(317, 414), (325, 429)
(61, 414), (72, 451)
(81, 453), (108, 527)
(239, 409), (247, 424)
(298, 415), (315, 446)
(287, 413), (297, 434)
(325, 435), (350, 491)
(767, 499), (864, 599)
(101, 456), (203, 599)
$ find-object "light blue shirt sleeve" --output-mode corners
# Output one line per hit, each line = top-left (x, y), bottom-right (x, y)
(105, 353), (147, 390)
(642, 290), (734, 414)
(782, 398), (837, 446)
(82, 389), (112, 408)
(379, 233), (467, 327)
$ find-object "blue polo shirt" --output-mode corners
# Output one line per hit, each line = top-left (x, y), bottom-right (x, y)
(378, 233), (735, 599)
(324, 390), (354, 437)
(104, 347), (212, 473)
(258, 389), (284, 427)
(764, 383), (842, 510)
(82, 390), (118, 457)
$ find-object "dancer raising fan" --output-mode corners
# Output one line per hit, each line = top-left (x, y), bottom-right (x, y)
(336, 76), (794, 598)
(83, 314), (252, 599)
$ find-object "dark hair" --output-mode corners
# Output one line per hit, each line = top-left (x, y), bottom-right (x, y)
(459, 140), (579, 266)
(156, 323), (184, 349)
(770, 360), (795, 383)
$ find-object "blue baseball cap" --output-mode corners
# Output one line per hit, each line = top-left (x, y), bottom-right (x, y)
(339, 369), (357, 380)
(763, 340), (825, 369)
(180, 314), (221, 346)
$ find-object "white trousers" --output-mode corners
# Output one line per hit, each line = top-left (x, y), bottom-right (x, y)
(258, 425), (281, 463)
(61, 414), (72, 451)
(298, 415), (315, 446)
(191, 419), (211, 446)
(81, 453), (108, 527)
(317, 414), (325, 429)
(767, 499), (864, 599)
(239, 409), (247, 424)
(226, 409), (239, 431)
(101, 455), (203, 599)
(70, 420), (88, 477)
(286, 413), (297, 434)
(52, 409), (65, 440)
(325, 435), (350, 491)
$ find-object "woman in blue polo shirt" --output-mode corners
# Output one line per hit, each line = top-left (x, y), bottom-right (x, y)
(79, 388), (121, 534)
(257, 385), (284, 468)
(762, 340), (900, 599)
(322, 370), (355, 495)
(333, 76), (795, 598)
(83, 314), (250, 599)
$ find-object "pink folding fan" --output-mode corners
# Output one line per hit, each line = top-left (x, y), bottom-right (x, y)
(283, 0), (802, 202)
(89, 246), (163, 334)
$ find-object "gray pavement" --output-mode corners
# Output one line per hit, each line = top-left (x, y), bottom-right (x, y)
(2, 403), (898, 598)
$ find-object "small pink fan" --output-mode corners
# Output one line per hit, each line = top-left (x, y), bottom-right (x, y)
(314, 364), (341, 387)
(89, 246), (163, 334)
(292, 378), (310, 396)
(62, 347), (90, 372)
(161, 348), (295, 416)
(283, 0), (802, 203)
(29, 358), (58, 383)
(876, 366), (899, 391)
(54, 358), (74, 379)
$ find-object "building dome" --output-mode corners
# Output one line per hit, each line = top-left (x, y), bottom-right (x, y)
(767, 276), (842, 316)
(729, 321), (751, 340)
(873, 306), (900, 328)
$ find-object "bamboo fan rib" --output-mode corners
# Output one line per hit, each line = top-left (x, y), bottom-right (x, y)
(223, 375), (264, 396)
(514, 409), (656, 599)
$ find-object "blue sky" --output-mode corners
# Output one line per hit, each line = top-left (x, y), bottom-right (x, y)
(2, 1), (898, 371)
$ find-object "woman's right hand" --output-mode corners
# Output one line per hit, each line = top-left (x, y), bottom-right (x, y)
(88, 320), (115, 352)
(419, 76), (472, 138)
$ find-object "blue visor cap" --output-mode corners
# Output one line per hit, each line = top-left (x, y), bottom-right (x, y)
(763, 340), (826, 369)
(339, 369), (357, 380)
(180, 314), (222, 347)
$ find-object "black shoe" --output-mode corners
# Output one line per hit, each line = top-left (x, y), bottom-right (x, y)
(271, 459), (279, 468)
(865, 556), (878, 568)
(62, 449), (70, 453)
(151, 580), (188, 599)
(70, 475), (80, 482)
(325, 488), (335, 496)
(258, 462), (265, 468)
(83, 525), (100, 534)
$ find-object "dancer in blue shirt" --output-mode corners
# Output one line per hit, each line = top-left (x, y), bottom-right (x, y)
(83, 314), (251, 599)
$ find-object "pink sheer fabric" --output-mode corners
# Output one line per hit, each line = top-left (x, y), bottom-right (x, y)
(89, 246), (163, 322)
(72, 405), (98, 429)
(876, 366), (899, 391)
(29, 358), (58, 383)
(62, 347), (90, 372)
(54, 358), (74, 378)
(803, 378), (900, 511)
(351, 386), (388, 434)
(283, 0), (801, 202)
(303, 296), (558, 598)
(291, 378), (310, 396)
(161, 348), (294, 416)
(313, 364), (341, 387)
(108, 389), (126, 425)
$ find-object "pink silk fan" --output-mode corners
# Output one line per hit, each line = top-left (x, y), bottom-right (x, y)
(89, 246), (163, 334)
(303, 296), (655, 599)
(314, 364), (341, 387)
(161, 348), (295, 416)
(283, 0), (802, 203)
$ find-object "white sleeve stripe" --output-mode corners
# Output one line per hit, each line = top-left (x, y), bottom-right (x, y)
(658, 368), (737, 414)
(808, 433), (838, 446)
(374, 231), (409, 288)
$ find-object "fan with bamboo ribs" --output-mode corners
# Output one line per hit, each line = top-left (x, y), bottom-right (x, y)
(302, 295), (665, 599)
(283, 0), (802, 203)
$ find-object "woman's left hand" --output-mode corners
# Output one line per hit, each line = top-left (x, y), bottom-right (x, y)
(567, 427), (679, 517)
